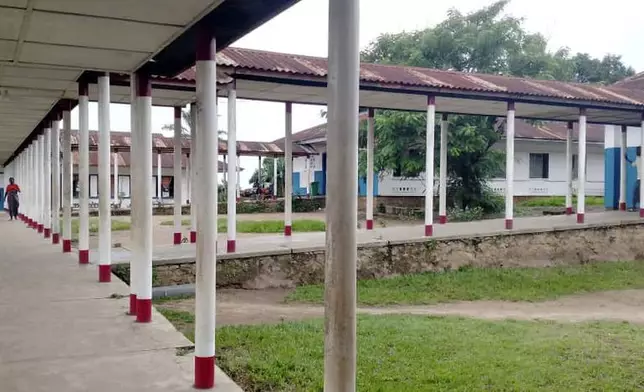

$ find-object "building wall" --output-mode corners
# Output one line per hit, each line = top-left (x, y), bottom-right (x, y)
(291, 139), (605, 198)
(604, 125), (642, 209)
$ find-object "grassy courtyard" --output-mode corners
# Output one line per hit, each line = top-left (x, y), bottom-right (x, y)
(286, 261), (644, 306)
(160, 218), (325, 233)
(64, 217), (130, 238)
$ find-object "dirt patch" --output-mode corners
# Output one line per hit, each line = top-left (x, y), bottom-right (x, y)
(156, 288), (644, 326)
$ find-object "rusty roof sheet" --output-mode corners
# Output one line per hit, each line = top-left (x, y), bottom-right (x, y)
(176, 47), (644, 107)
(613, 71), (644, 91)
(70, 150), (231, 172)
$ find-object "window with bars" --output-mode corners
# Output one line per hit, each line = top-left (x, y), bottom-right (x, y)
(529, 153), (549, 179)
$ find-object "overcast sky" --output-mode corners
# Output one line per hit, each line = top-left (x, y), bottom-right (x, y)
(72, 0), (644, 186)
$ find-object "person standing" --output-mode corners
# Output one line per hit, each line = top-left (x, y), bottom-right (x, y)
(4, 177), (20, 220)
(626, 147), (641, 212)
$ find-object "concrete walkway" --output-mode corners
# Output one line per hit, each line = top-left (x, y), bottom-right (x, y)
(0, 216), (241, 391)
(96, 210), (643, 265)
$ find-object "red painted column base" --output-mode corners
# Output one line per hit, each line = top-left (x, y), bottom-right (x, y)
(576, 213), (585, 224)
(619, 202), (627, 211)
(366, 219), (374, 230)
(284, 225), (292, 236)
(566, 207), (573, 215)
(424, 224), (433, 237)
(640, 209), (644, 218)
(63, 239), (72, 253)
(37, 224), (43, 233)
(52, 233), (60, 244)
(173, 232), (182, 245)
(98, 265), (111, 282)
(227, 240), (236, 253)
(79, 249), (89, 264)
(194, 356), (216, 389)
(505, 219), (513, 230)
(190, 231), (197, 243)
(136, 299), (152, 323)
(44, 228), (51, 238)
(129, 294), (137, 316)
(439, 215), (447, 224)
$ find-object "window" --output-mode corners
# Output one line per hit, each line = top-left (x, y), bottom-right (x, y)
(89, 174), (98, 198)
(117, 175), (131, 198)
(529, 153), (549, 179)
(72, 174), (79, 198)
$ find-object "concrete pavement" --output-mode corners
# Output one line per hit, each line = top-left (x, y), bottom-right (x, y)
(0, 215), (241, 392)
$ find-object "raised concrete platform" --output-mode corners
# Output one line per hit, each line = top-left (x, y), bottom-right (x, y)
(95, 210), (643, 266)
(0, 216), (241, 391)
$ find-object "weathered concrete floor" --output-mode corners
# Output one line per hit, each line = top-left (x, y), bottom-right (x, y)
(0, 216), (241, 392)
(95, 210), (642, 265)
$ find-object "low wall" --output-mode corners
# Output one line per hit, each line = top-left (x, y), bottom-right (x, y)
(112, 221), (644, 289)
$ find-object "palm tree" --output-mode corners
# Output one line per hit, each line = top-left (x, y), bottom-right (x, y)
(162, 108), (226, 137)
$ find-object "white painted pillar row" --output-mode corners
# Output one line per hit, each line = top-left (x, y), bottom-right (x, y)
(173, 106), (183, 245)
(135, 72), (153, 323)
(565, 121), (574, 215)
(37, 133), (44, 233)
(438, 114), (448, 224)
(576, 108), (587, 224)
(157, 151), (162, 201)
(619, 125), (627, 211)
(284, 102), (293, 236)
(78, 81), (90, 264)
(62, 107), (72, 252)
(193, 30), (218, 389)
(129, 73), (140, 316)
(113, 152), (119, 205)
(324, 0), (359, 387)
(639, 115), (644, 218)
(43, 124), (52, 239)
(190, 102), (197, 243)
(27, 144), (33, 227)
(366, 108), (375, 230)
(505, 102), (516, 230)
(51, 112), (61, 245)
(227, 88), (237, 253)
(424, 96), (436, 237)
(98, 73), (112, 282)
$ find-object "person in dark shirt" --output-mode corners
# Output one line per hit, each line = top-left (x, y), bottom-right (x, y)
(4, 177), (20, 220)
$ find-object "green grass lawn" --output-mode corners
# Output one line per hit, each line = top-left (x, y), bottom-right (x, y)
(157, 309), (644, 392)
(64, 217), (131, 237)
(159, 218), (325, 233)
(517, 195), (604, 208)
(286, 261), (644, 306)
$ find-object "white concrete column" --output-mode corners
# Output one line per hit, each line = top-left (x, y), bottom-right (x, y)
(227, 88), (237, 253)
(236, 155), (241, 200)
(284, 102), (293, 236)
(193, 30), (218, 389)
(273, 156), (278, 198)
(98, 73), (112, 282)
(27, 144), (33, 227)
(505, 102), (516, 230)
(51, 113), (61, 245)
(157, 151), (162, 201)
(62, 108), (72, 252)
(565, 121), (574, 215)
(619, 125), (627, 211)
(78, 81), (90, 264)
(173, 107), (183, 245)
(129, 73), (140, 316)
(639, 116), (644, 218)
(577, 108), (587, 223)
(43, 124), (52, 239)
(135, 72), (153, 323)
(438, 114), (448, 224)
(113, 152), (119, 205)
(366, 108), (375, 230)
(424, 96), (436, 237)
(222, 155), (227, 184)
(190, 102), (197, 243)
(37, 133), (44, 233)
(324, 0), (359, 388)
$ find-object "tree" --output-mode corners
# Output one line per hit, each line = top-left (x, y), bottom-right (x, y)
(249, 157), (285, 194)
(361, 0), (634, 211)
(162, 108), (227, 137)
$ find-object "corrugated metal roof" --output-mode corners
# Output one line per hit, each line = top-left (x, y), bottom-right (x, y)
(176, 47), (644, 107)
(70, 150), (231, 172)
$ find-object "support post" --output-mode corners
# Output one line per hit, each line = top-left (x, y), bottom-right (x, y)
(619, 125), (627, 211)
(78, 81), (90, 263)
(51, 113), (61, 244)
(37, 133), (44, 233)
(640, 115), (644, 217)
(113, 153), (119, 205)
(438, 114), (448, 224)
(284, 102), (293, 236)
(62, 108), (72, 251)
(577, 108), (587, 224)
(157, 151), (162, 202)
(129, 73), (139, 316)
(366, 108), (375, 230)
(190, 102), (197, 243)
(505, 102), (516, 230)
(324, 0), (359, 388)
(227, 88), (237, 253)
(98, 73), (112, 282)
(424, 96), (435, 237)
(273, 156), (278, 199)
(173, 107), (183, 245)
(43, 124), (52, 238)
(193, 29), (218, 389)
(136, 72), (153, 322)
(565, 122), (574, 215)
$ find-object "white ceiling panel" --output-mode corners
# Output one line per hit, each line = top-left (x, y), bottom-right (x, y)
(0, 7), (23, 40)
(28, 11), (180, 53)
(0, 39), (17, 60)
(1, 65), (80, 80)
(32, 0), (219, 26)
(19, 42), (146, 70)
(1, 76), (73, 91)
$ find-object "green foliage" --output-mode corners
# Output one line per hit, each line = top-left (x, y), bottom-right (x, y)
(517, 196), (604, 208)
(447, 206), (485, 222)
(249, 157), (284, 191)
(160, 218), (325, 233)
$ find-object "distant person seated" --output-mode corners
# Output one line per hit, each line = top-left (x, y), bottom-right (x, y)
(4, 177), (20, 220)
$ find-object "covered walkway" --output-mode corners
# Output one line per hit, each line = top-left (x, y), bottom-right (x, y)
(0, 216), (241, 392)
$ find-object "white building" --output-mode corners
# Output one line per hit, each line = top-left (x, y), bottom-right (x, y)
(279, 117), (605, 198)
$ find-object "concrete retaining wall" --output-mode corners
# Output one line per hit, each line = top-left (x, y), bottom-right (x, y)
(112, 221), (644, 289)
